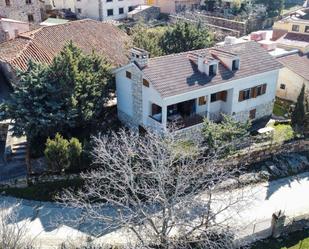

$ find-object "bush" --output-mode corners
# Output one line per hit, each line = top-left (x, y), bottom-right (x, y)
(45, 133), (70, 172)
(68, 137), (82, 172)
(44, 133), (82, 172)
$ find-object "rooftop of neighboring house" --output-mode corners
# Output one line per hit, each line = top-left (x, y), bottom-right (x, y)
(276, 32), (309, 50)
(0, 19), (131, 72)
(277, 8), (309, 23)
(39, 18), (69, 26)
(140, 41), (283, 98)
(277, 53), (309, 81)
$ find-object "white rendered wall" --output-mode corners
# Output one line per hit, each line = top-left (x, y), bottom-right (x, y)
(116, 69), (134, 117)
(75, 0), (145, 20)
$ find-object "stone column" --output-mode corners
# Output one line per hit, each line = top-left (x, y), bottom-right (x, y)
(162, 105), (167, 131)
(206, 94), (210, 119)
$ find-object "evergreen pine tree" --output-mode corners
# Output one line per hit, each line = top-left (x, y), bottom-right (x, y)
(291, 84), (306, 133)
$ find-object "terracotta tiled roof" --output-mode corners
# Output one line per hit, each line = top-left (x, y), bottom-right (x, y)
(277, 53), (309, 81)
(0, 19), (131, 71)
(142, 41), (283, 98)
(276, 32), (309, 49)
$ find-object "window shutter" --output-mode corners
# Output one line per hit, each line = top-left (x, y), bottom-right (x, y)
(221, 91), (227, 102)
(251, 87), (257, 98)
(262, 84), (267, 94)
(143, 79), (149, 87)
(238, 91), (244, 102)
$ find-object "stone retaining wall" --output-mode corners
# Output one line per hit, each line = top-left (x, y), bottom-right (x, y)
(222, 139), (309, 168)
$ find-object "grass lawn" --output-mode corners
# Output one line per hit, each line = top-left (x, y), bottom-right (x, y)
(273, 102), (288, 117)
(272, 124), (295, 143)
(251, 229), (309, 249)
(0, 178), (84, 202)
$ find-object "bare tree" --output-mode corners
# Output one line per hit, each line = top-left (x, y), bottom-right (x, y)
(0, 202), (35, 249)
(60, 129), (250, 249)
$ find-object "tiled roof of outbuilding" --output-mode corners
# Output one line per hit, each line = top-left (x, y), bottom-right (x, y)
(277, 53), (309, 81)
(142, 41), (283, 98)
(0, 19), (131, 71)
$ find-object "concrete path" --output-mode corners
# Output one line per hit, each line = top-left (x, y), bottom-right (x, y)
(1, 172), (309, 248)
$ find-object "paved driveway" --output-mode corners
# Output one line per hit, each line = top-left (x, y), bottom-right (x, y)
(1, 172), (309, 248)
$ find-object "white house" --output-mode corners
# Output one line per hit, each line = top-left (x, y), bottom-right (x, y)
(74, 0), (145, 21)
(115, 42), (283, 133)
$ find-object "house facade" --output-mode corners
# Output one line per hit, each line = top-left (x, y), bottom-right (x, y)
(276, 53), (309, 102)
(146, 0), (200, 14)
(0, 0), (45, 24)
(0, 18), (29, 43)
(74, 0), (145, 21)
(115, 42), (283, 133)
(272, 8), (309, 54)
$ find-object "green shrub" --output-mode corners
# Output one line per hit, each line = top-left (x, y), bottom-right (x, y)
(45, 133), (70, 172)
(68, 137), (82, 172)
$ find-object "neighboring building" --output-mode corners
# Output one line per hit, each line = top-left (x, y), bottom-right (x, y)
(0, 19), (131, 87)
(0, 0), (45, 24)
(272, 8), (309, 53)
(39, 17), (69, 26)
(276, 53), (309, 102)
(146, 0), (200, 14)
(74, 0), (145, 21)
(49, 0), (75, 11)
(115, 42), (282, 133)
(0, 18), (30, 43)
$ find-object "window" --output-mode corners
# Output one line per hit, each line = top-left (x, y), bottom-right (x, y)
(151, 103), (162, 123)
(239, 89), (250, 102)
(239, 84), (266, 102)
(77, 8), (82, 13)
(128, 6), (134, 11)
(211, 91), (227, 103)
(107, 9), (114, 16)
(106, 0), (112, 2)
(143, 78), (149, 87)
(249, 109), (256, 119)
(119, 7), (124, 14)
(126, 71), (132, 79)
(198, 96), (207, 105)
(209, 64), (216, 76)
(305, 26), (309, 33)
(27, 14), (34, 22)
(280, 84), (286, 90)
(5, 0), (10, 6)
(292, 25), (299, 32)
(25, 0), (31, 4)
(232, 59), (239, 70)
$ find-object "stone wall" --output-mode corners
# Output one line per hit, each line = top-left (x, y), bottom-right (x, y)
(233, 101), (274, 122)
(0, 0), (45, 24)
(0, 123), (8, 141)
(129, 6), (160, 21)
(220, 139), (309, 168)
(169, 14), (240, 38)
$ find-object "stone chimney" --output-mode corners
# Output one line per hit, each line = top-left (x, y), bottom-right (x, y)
(14, 29), (19, 38)
(4, 30), (10, 41)
(130, 47), (149, 69)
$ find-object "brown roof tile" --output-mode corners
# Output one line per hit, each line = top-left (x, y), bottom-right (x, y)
(276, 32), (309, 49)
(277, 53), (309, 81)
(142, 41), (283, 98)
(0, 19), (131, 71)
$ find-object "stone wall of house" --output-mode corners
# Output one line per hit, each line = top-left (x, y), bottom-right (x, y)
(169, 14), (241, 38)
(118, 67), (144, 131)
(234, 101), (274, 122)
(129, 6), (160, 21)
(0, 123), (8, 141)
(0, 0), (45, 24)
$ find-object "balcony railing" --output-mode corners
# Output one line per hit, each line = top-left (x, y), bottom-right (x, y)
(168, 112), (207, 130)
